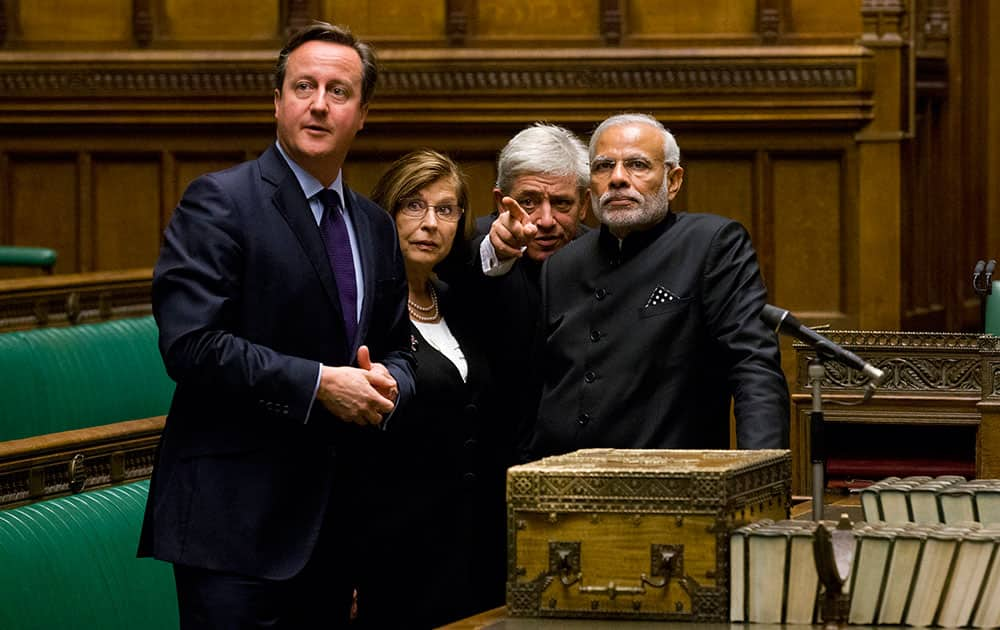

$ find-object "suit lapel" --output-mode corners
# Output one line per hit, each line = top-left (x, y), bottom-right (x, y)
(260, 147), (345, 324)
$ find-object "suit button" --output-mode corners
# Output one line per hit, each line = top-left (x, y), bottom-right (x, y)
(463, 472), (477, 487)
(464, 439), (478, 451)
(577, 413), (591, 426)
(590, 331), (601, 342)
(464, 403), (478, 419)
(584, 371), (596, 383)
(595, 288), (607, 300)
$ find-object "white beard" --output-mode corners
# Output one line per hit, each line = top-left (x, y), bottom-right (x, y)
(592, 178), (670, 235)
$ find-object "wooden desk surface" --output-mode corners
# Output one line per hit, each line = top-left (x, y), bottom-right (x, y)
(439, 608), (740, 629)
(440, 608), (894, 629)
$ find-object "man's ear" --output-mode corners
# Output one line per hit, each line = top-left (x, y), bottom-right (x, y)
(577, 187), (590, 223)
(492, 188), (505, 213)
(666, 166), (685, 201)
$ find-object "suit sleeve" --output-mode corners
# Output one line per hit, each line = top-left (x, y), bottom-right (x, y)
(152, 174), (320, 420)
(376, 211), (416, 415)
(701, 221), (790, 449)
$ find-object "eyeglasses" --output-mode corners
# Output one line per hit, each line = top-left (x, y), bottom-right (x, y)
(399, 198), (464, 222)
(590, 157), (671, 179)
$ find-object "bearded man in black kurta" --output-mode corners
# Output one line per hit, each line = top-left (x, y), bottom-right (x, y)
(522, 113), (789, 459)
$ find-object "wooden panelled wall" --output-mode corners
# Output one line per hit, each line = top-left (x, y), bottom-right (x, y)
(1, 0), (998, 346)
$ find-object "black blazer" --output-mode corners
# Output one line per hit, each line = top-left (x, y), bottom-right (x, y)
(361, 282), (508, 628)
(527, 212), (789, 459)
(138, 145), (415, 580)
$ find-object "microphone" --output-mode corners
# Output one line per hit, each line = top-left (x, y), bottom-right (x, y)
(760, 304), (886, 387)
(974, 259), (986, 293)
(986, 260), (997, 295)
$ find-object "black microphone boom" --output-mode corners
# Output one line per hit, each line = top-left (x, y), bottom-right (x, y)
(760, 304), (886, 386)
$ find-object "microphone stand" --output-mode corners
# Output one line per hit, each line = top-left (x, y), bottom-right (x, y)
(808, 357), (827, 521)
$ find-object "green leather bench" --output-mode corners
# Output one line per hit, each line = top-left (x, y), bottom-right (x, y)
(0, 480), (177, 629)
(0, 315), (173, 441)
(0, 245), (57, 273)
(0, 315), (174, 505)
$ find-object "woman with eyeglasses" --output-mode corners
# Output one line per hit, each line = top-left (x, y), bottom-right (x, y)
(356, 149), (507, 628)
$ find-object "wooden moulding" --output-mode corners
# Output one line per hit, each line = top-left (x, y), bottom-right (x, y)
(789, 332), (1000, 494)
(0, 46), (875, 127)
(0, 268), (152, 332)
(0, 415), (164, 508)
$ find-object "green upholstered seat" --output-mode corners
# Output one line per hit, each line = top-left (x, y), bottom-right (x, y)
(0, 245), (57, 269)
(0, 481), (177, 630)
(987, 281), (1000, 335)
(0, 316), (174, 441)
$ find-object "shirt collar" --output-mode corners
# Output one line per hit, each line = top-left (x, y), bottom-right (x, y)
(274, 140), (346, 204)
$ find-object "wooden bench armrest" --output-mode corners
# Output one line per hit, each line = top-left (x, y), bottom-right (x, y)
(0, 415), (165, 508)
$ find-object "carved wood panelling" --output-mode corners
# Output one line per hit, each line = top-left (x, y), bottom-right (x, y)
(92, 158), (161, 270)
(132, 0), (152, 47)
(446, 0), (471, 46)
(772, 156), (844, 314)
(860, 0), (907, 42)
(794, 331), (989, 393)
(160, 0), (279, 44)
(8, 156), (78, 274)
(757, 0), (784, 44)
(0, 268), (152, 332)
(0, 48), (874, 129)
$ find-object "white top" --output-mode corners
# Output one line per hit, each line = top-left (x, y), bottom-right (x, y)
(413, 317), (468, 382)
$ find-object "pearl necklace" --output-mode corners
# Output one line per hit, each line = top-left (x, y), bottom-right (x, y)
(408, 283), (440, 322)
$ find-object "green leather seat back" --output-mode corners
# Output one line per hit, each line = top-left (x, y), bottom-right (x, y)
(0, 245), (57, 268)
(987, 281), (1000, 335)
(0, 481), (177, 630)
(0, 316), (174, 440)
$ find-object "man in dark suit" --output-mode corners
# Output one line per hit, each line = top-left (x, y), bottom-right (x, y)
(447, 124), (589, 373)
(138, 22), (415, 627)
(514, 113), (789, 459)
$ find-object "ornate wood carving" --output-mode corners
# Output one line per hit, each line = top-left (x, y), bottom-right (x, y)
(0, 59), (861, 97)
(445, 0), (469, 46)
(600, 0), (623, 46)
(0, 48), (873, 126)
(379, 64), (859, 92)
(0, 69), (274, 95)
(916, 0), (949, 54)
(0, 0), (7, 47)
(790, 329), (1000, 495)
(795, 330), (986, 392)
(0, 416), (163, 508)
(860, 0), (908, 42)
(132, 0), (153, 48)
(757, 0), (784, 44)
(282, 0), (311, 39)
(0, 268), (152, 332)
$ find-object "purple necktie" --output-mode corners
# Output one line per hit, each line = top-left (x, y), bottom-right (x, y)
(317, 189), (358, 344)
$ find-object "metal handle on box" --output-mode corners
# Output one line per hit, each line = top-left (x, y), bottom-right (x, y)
(639, 547), (678, 588)
(578, 582), (646, 599)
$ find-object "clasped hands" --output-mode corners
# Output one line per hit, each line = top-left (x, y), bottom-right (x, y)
(489, 197), (536, 261)
(317, 345), (398, 426)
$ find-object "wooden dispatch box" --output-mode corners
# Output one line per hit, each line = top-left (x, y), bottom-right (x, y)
(507, 448), (791, 621)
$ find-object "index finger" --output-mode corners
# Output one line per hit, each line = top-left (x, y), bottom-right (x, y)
(501, 196), (529, 226)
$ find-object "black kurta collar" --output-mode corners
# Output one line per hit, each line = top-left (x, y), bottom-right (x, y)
(597, 211), (677, 265)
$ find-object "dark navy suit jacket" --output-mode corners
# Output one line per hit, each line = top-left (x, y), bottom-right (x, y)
(138, 144), (414, 580)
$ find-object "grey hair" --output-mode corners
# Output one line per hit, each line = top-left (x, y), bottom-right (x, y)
(496, 123), (589, 192)
(589, 113), (681, 166)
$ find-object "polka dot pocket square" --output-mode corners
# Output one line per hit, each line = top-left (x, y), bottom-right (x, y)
(644, 285), (681, 308)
